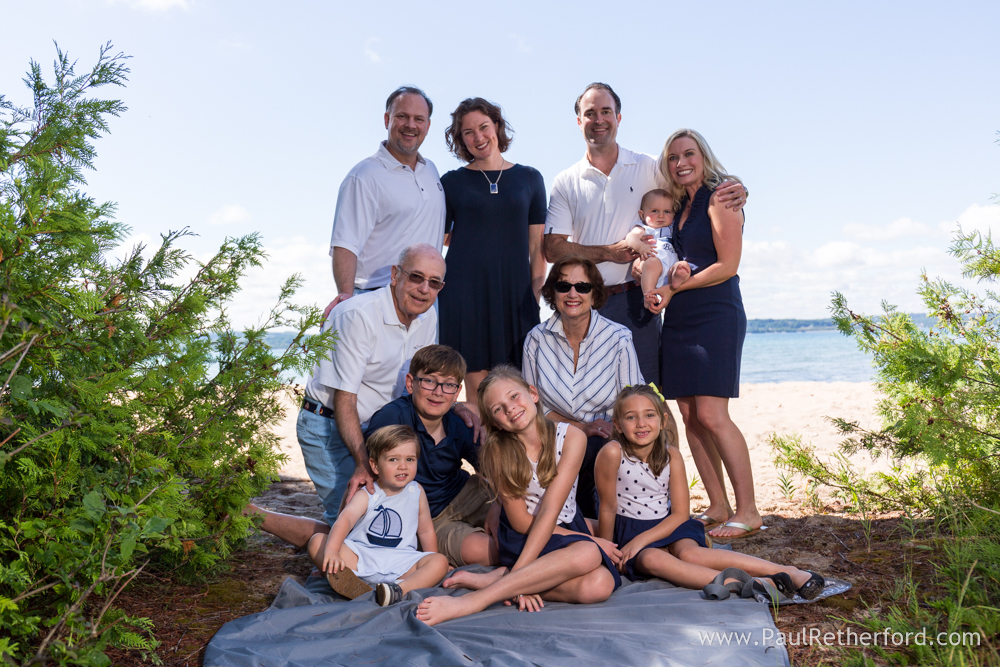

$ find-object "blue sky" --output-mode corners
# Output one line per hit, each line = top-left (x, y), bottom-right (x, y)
(4, 0), (999, 327)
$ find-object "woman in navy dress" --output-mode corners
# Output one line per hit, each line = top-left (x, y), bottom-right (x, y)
(650, 129), (761, 540)
(438, 98), (546, 405)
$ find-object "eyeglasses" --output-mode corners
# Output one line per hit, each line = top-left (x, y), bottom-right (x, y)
(396, 266), (445, 291)
(554, 281), (593, 294)
(414, 376), (460, 394)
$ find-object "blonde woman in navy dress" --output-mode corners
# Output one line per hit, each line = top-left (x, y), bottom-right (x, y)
(595, 386), (825, 599)
(416, 366), (622, 626)
(649, 129), (760, 539)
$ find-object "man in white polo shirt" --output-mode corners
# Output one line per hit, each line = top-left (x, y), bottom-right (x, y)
(300, 244), (444, 524)
(325, 86), (446, 316)
(544, 82), (746, 385)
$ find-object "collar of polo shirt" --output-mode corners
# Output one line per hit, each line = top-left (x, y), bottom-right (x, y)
(377, 141), (427, 171)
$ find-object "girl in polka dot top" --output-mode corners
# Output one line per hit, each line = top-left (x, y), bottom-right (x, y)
(594, 385), (826, 599)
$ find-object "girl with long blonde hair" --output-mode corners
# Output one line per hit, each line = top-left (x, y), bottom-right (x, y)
(416, 365), (623, 626)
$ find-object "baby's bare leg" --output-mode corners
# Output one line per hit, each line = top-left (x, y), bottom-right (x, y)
(640, 256), (664, 296)
(398, 553), (450, 594)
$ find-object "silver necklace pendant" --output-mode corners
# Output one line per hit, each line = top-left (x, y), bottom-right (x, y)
(476, 158), (504, 195)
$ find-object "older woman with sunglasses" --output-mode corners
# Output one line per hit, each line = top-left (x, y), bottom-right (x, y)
(521, 256), (651, 519)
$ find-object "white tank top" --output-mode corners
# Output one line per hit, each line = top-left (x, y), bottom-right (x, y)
(523, 422), (578, 525)
(616, 450), (671, 520)
(345, 480), (420, 550)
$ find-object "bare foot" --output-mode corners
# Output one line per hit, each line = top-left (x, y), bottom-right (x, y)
(669, 261), (691, 290)
(708, 511), (764, 538)
(416, 594), (482, 626)
(443, 567), (507, 591)
(643, 292), (660, 311)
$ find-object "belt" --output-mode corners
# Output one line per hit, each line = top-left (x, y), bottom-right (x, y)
(302, 398), (335, 419)
(606, 281), (639, 296)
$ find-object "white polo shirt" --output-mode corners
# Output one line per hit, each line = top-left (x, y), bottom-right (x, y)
(545, 145), (663, 286)
(305, 286), (437, 427)
(330, 142), (446, 290)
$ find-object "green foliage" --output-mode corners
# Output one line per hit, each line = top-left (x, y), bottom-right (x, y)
(826, 219), (1000, 507)
(0, 44), (334, 665)
(776, 470), (796, 501)
(773, 202), (1000, 511)
(771, 135), (1000, 665)
(836, 506), (1000, 666)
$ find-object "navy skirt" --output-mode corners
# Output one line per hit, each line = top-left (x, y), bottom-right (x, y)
(498, 507), (622, 591)
(614, 515), (707, 579)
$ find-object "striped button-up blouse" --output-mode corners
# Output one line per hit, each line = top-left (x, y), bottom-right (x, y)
(522, 310), (644, 424)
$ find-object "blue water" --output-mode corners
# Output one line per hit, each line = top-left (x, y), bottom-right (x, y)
(273, 328), (874, 386)
(740, 330), (874, 383)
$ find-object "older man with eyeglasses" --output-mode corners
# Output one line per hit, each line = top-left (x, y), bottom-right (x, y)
(299, 244), (451, 524)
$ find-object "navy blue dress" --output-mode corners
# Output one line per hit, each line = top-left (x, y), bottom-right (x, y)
(438, 165), (546, 371)
(614, 515), (707, 580)
(660, 185), (747, 398)
(497, 505), (622, 591)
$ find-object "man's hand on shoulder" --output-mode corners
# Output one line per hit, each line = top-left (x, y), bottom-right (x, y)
(342, 464), (375, 507)
(715, 180), (748, 211)
(453, 401), (485, 443)
(322, 293), (353, 321)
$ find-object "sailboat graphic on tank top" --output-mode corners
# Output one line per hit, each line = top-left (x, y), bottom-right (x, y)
(366, 505), (403, 547)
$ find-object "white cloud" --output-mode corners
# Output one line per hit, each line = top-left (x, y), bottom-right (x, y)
(510, 34), (531, 53)
(363, 38), (381, 64)
(739, 204), (986, 318)
(842, 216), (931, 241)
(811, 241), (862, 268)
(108, 0), (189, 10)
(207, 204), (250, 226)
(224, 236), (333, 329)
(939, 202), (1000, 238)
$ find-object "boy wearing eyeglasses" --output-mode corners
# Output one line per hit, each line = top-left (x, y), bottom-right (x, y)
(624, 189), (693, 312)
(364, 345), (498, 569)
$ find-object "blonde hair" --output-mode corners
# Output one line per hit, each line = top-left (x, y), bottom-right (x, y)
(658, 129), (741, 211)
(476, 364), (557, 501)
(610, 385), (674, 478)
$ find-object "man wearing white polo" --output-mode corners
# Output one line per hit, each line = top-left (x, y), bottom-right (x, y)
(326, 86), (445, 315)
(301, 244), (444, 524)
(544, 82), (746, 385)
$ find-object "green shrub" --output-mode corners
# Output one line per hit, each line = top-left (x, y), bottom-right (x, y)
(773, 187), (1000, 512)
(0, 44), (333, 665)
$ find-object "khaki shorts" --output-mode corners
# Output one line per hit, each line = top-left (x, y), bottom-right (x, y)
(432, 474), (492, 567)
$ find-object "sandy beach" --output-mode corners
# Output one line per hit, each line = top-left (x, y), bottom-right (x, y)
(260, 381), (885, 519)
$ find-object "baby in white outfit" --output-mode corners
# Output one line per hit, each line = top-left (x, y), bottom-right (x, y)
(624, 189), (692, 312)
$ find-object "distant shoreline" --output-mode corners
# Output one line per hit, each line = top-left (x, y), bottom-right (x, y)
(262, 313), (934, 344)
(746, 313), (932, 334)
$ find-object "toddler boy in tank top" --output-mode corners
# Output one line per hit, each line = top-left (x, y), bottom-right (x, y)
(306, 425), (448, 606)
(623, 189), (694, 312)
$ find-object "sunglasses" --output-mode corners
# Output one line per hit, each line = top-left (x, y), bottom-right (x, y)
(554, 281), (593, 294)
(396, 266), (445, 291)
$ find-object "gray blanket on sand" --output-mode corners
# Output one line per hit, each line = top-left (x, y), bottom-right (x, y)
(202, 566), (819, 667)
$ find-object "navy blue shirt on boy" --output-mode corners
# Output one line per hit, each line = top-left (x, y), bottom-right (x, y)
(364, 395), (479, 518)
